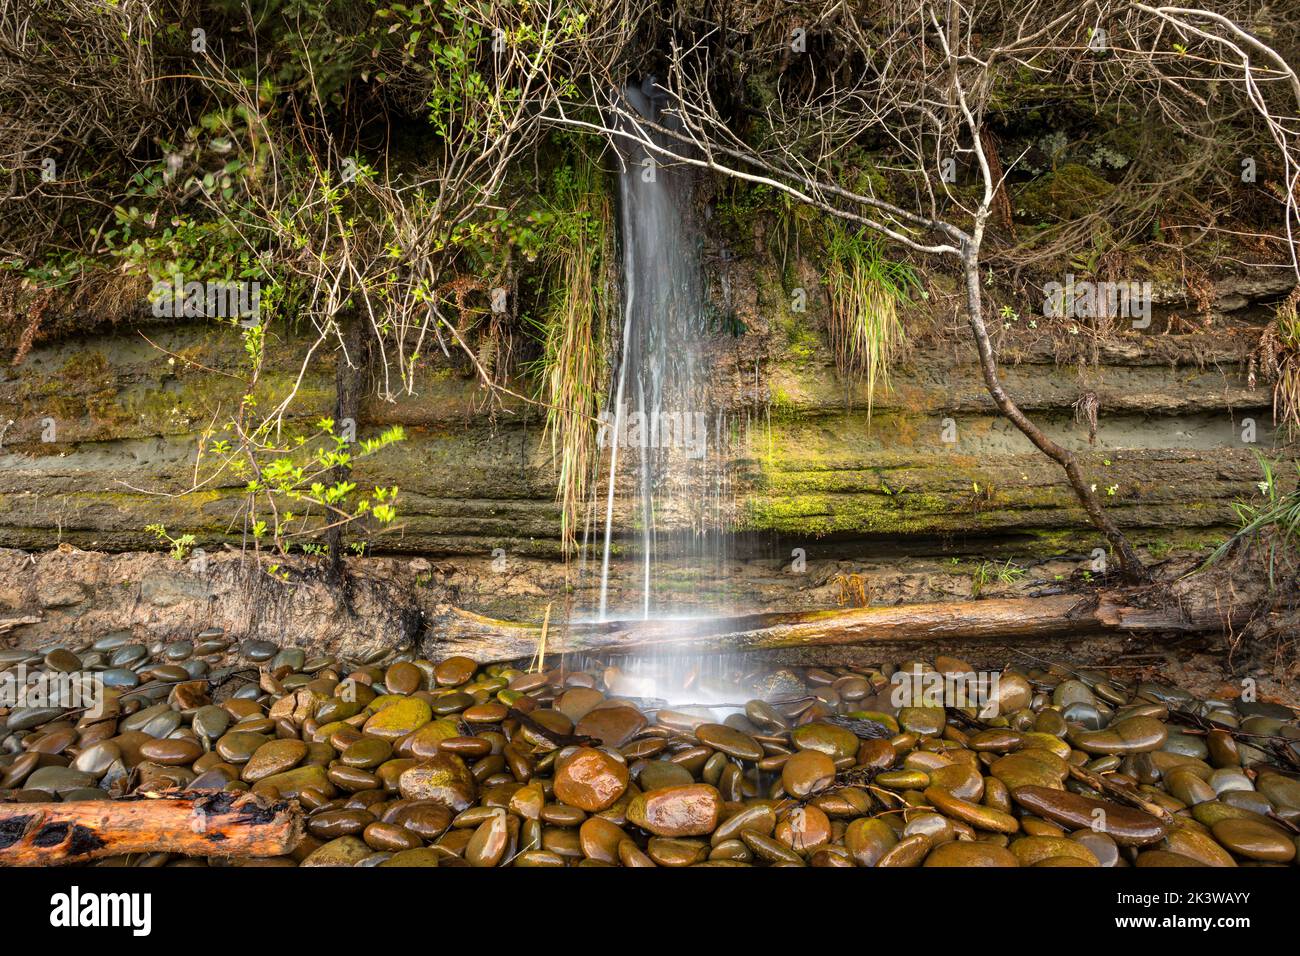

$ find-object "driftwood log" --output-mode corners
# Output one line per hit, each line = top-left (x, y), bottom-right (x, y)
(431, 588), (1238, 663)
(0, 614), (40, 637)
(0, 791), (302, 866)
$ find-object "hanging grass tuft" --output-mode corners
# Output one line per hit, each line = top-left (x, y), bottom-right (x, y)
(1271, 287), (1300, 437)
(528, 150), (615, 555)
(823, 223), (922, 420)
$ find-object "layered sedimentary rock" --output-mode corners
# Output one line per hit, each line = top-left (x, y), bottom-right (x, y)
(0, 267), (1293, 621)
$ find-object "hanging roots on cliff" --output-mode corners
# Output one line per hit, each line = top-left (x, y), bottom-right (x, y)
(1, 271), (148, 364)
(1073, 390), (1100, 445)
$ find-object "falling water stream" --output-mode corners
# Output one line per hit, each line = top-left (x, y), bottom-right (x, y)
(583, 79), (741, 707)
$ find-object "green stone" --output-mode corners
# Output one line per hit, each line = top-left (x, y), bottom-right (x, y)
(301, 836), (371, 867)
(257, 763), (331, 799)
(897, 707), (947, 736)
(791, 722), (859, 760)
(363, 697), (433, 739)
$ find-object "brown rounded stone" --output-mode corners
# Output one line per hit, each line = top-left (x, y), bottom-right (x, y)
(647, 837), (709, 866)
(1069, 716), (1168, 755)
(1010, 785), (1167, 846)
(845, 817), (898, 867)
(379, 847), (440, 867)
(1071, 830), (1120, 867)
(301, 835), (370, 867)
(876, 769), (930, 790)
(307, 808), (374, 839)
(384, 662), (422, 695)
(579, 816), (628, 863)
(404, 719), (460, 758)
(258, 764), (333, 800)
(28, 729), (76, 755)
(556, 688), (605, 724)
(392, 800), (453, 840)
(328, 765), (381, 792)
(967, 729), (1023, 752)
(364, 822), (423, 853)
(856, 737), (896, 771)
(1009, 835), (1100, 866)
(363, 698), (432, 740)
(775, 804), (831, 852)
(924, 841), (1020, 866)
(781, 749), (837, 799)
(554, 747), (629, 812)
(462, 703), (508, 724)
(928, 762), (985, 801)
(712, 804), (777, 846)
(1163, 823), (1238, 867)
(1134, 849), (1205, 867)
(695, 723), (764, 762)
(434, 656), (477, 687)
(138, 738), (203, 766)
(627, 784), (722, 837)
(398, 753), (477, 811)
(340, 737), (392, 769)
(241, 739), (308, 783)
(989, 750), (1069, 790)
(575, 706), (647, 748)
(540, 803), (587, 826)
(791, 722), (860, 760)
(618, 839), (655, 867)
(876, 834), (931, 868)
(215, 731), (268, 765)
(924, 786), (1020, 833)
(516, 850), (567, 867)
(740, 830), (805, 864)
(1211, 818), (1297, 862)
(439, 736), (492, 758)
(466, 810), (510, 867)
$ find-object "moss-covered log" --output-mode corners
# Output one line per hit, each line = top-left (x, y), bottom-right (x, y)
(430, 588), (1238, 662)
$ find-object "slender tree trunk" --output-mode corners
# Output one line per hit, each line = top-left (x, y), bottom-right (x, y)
(325, 313), (369, 587)
(960, 244), (1149, 582)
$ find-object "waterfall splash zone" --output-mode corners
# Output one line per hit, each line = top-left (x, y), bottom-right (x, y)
(561, 614), (764, 710)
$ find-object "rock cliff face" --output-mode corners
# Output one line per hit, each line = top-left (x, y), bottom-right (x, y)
(0, 547), (434, 658)
(0, 263), (1294, 623)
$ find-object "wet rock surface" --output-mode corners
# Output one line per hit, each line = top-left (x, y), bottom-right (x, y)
(3, 638), (1299, 867)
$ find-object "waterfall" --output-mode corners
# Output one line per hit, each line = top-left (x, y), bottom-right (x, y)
(593, 78), (728, 627)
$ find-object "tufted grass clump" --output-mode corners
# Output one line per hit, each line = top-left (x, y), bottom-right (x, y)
(1203, 453), (1300, 590)
(823, 223), (922, 420)
(527, 149), (615, 554)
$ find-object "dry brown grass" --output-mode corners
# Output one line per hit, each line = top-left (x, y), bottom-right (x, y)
(1250, 286), (1300, 436)
(1, 269), (149, 362)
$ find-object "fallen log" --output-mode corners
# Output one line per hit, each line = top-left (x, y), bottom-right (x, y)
(0, 791), (303, 866)
(0, 614), (40, 637)
(429, 588), (1237, 663)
